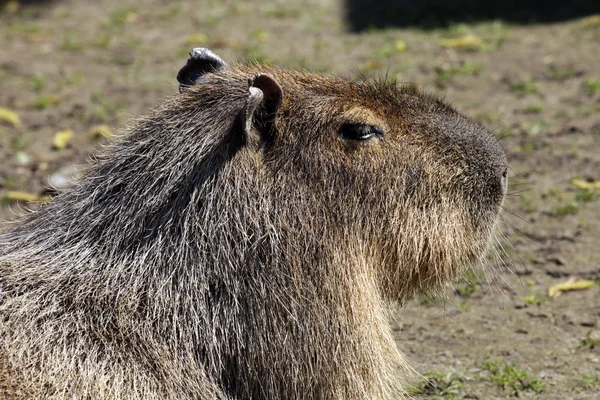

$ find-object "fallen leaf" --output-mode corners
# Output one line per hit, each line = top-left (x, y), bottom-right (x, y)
(439, 35), (486, 51)
(52, 129), (74, 149)
(549, 280), (595, 297)
(572, 178), (600, 190)
(89, 124), (113, 139)
(395, 40), (407, 52)
(4, 191), (50, 203)
(0, 107), (21, 127)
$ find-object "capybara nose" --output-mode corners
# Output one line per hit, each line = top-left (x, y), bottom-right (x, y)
(483, 139), (508, 200)
(439, 115), (507, 203)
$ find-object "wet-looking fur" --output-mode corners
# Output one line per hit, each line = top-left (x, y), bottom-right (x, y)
(0, 49), (507, 399)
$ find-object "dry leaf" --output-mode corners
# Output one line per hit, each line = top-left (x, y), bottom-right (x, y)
(5, 191), (50, 203)
(89, 124), (113, 139)
(0, 107), (21, 127)
(52, 129), (74, 149)
(439, 35), (486, 50)
(549, 280), (595, 297)
(572, 178), (600, 190)
(395, 40), (407, 52)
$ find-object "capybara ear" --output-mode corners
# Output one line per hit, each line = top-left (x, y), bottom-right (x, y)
(177, 48), (228, 92)
(244, 83), (264, 135)
(244, 73), (283, 139)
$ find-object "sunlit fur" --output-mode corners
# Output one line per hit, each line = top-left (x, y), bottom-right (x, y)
(0, 63), (506, 399)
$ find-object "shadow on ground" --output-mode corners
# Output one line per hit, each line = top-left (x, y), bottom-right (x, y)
(345, 0), (600, 30)
(0, 0), (55, 5)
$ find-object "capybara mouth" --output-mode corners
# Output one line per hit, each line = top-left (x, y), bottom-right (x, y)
(374, 112), (508, 299)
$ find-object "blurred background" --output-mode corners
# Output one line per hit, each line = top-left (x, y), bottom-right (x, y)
(0, 0), (599, 398)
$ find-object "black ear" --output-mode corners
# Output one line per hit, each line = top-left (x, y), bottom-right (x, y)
(243, 73), (283, 139)
(177, 48), (228, 92)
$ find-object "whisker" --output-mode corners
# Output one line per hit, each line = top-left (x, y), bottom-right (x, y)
(507, 225), (544, 249)
(506, 189), (532, 197)
(501, 206), (531, 224)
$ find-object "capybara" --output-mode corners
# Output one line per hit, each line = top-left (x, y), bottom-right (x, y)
(0, 48), (507, 399)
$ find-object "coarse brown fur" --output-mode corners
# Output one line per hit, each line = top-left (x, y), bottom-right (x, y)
(0, 54), (507, 399)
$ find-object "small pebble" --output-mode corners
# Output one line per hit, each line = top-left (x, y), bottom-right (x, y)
(15, 151), (30, 166)
(48, 165), (81, 190)
(514, 301), (528, 309)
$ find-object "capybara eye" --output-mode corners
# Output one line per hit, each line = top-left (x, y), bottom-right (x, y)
(339, 123), (384, 141)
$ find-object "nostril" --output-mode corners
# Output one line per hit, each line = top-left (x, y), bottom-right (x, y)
(501, 168), (508, 194)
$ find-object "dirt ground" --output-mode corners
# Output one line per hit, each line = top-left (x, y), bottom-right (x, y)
(1, 0), (599, 398)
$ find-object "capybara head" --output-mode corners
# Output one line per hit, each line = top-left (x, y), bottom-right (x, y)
(0, 48), (507, 399)
(177, 48), (508, 300)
